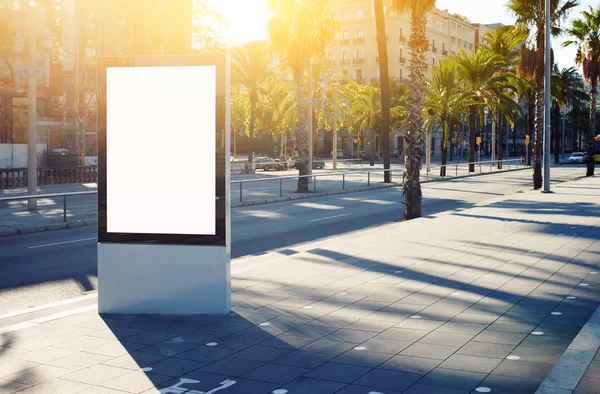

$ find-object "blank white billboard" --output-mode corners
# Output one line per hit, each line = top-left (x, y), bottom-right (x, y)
(106, 66), (216, 235)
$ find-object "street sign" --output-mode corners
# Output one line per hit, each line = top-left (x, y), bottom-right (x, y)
(525, 135), (530, 146)
(476, 136), (482, 146)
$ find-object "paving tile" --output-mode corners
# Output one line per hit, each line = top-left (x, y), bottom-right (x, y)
(276, 377), (346, 394)
(358, 338), (413, 354)
(300, 339), (356, 356)
(395, 319), (444, 331)
(404, 384), (470, 394)
(86, 341), (146, 358)
(137, 341), (198, 357)
(121, 331), (177, 346)
(53, 336), (114, 352)
(419, 331), (474, 347)
(509, 345), (565, 364)
(61, 364), (131, 385)
(486, 321), (538, 334)
(1, 364), (71, 385)
(519, 334), (573, 350)
(10, 378), (89, 394)
(574, 376), (600, 394)
(232, 345), (292, 363)
(374, 327), (429, 342)
(492, 359), (555, 380)
(472, 330), (527, 346)
(451, 312), (500, 325)
(476, 373), (543, 394)
(272, 350), (333, 369)
(343, 319), (397, 333)
(78, 387), (132, 394)
(419, 367), (486, 391)
(379, 354), (441, 374)
(243, 362), (309, 384)
(198, 357), (264, 377)
(48, 352), (109, 371)
(102, 371), (171, 392)
(457, 342), (516, 360)
(438, 354), (501, 373)
(101, 352), (166, 370)
(336, 384), (403, 394)
(435, 322), (488, 335)
(533, 324), (581, 339)
(323, 328), (377, 344)
(354, 368), (423, 391)
(583, 360), (600, 379)
(146, 357), (204, 377)
(261, 334), (316, 350)
(0, 357), (39, 380)
(303, 361), (371, 383)
(176, 345), (237, 363)
(400, 343), (460, 360)
(0, 379), (30, 394)
(4, 336), (65, 352)
(330, 350), (392, 368)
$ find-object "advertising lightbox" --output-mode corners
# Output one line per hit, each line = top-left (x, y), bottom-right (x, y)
(98, 56), (228, 246)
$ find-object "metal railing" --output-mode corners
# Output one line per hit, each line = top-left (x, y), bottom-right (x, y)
(0, 191), (97, 223)
(422, 157), (525, 180)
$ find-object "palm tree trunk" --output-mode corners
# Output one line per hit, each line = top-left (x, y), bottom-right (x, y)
(402, 8), (428, 220)
(553, 103), (561, 164)
(294, 78), (310, 192)
(497, 116), (503, 170)
(370, 128), (375, 166)
(468, 105), (476, 172)
(512, 126), (517, 160)
(374, 0), (391, 182)
(527, 103), (534, 166)
(587, 80), (596, 177)
(440, 119), (448, 177)
(247, 92), (257, 173)
(532, 28), (544, 189)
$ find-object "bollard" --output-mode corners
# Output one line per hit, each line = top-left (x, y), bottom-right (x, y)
(508, 161), (511, 170)
(490, 162), (492, 172)
(239, 181), (243, 202)
(368, 172), (370, 186)
(343, 173), (345, 189)
(479, 162), (482, 173)
(63, 194), (67, 223)
(455, 165), (458, 177)
(314, 176), (316, 192)
(280, 178), (283, 197)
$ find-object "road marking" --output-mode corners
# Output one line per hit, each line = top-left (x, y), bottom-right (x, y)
(0, 293), (98, 321)
(308, 213), (352, 222)
(29, 237), (97, 249)
(0, 304), (97, 334)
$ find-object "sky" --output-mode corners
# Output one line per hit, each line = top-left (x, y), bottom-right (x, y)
(207, 0), (600, 70)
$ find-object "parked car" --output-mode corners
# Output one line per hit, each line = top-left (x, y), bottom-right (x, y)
(568, 152), (586, 164)
(274, 158), (294, 171)
(293, 158), (325, 169)
(254, 157), (277, 171)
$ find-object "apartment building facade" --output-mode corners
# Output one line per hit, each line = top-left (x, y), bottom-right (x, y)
(326, 0), (478, 84)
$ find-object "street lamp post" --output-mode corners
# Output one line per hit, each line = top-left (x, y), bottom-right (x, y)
(333, 86), (338, 170)
(543, 0), (552, 192)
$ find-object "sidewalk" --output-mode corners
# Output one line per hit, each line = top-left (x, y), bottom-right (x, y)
(1, 175), (599, 394)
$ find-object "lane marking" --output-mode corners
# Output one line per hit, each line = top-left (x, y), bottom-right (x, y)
(0, 304), (97, 334)
(307, 213), (352, 222)
(29, 237), (97, 249)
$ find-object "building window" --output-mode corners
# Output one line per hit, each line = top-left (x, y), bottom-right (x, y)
(329, 52), (334, 61)
(399, 69), (403, 80)
(452, 37), (456, 44)
(342, 70), (348, 78)
(357, 29), (363, 38)
(452, 22), (456, 31)
(470, 43), (473, 50)
(400, 48), (404, 58)
(343, 10), (349, 20)
(356, 69), (363, 80)
(432, 57), (436, 66)
(343, 30), (349, 39)
(356, 48), (363, 59)
(342, 50), (349, 60)
(443, 43), (446, 51)
(458, 39), (463, 46)
(357, 8), (363, 19)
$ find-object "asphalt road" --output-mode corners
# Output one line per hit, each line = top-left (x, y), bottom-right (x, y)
(0, 167), (584, 314)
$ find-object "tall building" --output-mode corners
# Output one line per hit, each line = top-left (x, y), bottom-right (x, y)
(326, 0), (478, 84)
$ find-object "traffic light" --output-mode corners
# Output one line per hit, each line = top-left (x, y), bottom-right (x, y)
(476, 136), (482, 146)
(525, 135), (530, 146)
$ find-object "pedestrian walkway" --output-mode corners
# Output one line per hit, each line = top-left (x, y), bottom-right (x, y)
(0, 175), (599, 394)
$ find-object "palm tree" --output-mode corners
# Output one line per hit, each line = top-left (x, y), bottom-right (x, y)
(551, 67), (588, 163)
(451, 49), (513, 172)
(267, 0), (338, 192)
(564, 6), (600, 176)
(390, 0), (436, 220)
(231, 41), (273, 172)
(424, 60), (468, 177)
(354, 85), (406, 166)
(374, 0), (392, 182)
(508, 0), (579, 188)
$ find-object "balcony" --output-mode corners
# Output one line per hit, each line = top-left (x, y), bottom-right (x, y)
(340, 59), (351, 65)
(328, 60), (336, 66)
(399, 57), (406, 64)
(432, 47), (438, 53)
(399, 36), (407, 43)
(442, 50), (448, 56)
(353, 58), (365, 64)
(353, 37), (365, 44)
(371, 77), (380, 83)
(354, 78), (365, 84)
(340, 39), (350, 45)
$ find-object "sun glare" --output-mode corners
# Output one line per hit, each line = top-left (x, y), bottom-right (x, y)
(206, 0), (271, 43)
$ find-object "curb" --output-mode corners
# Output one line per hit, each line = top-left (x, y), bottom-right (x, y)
(535, 305), (600, 394)
(0, 166), (531, 238)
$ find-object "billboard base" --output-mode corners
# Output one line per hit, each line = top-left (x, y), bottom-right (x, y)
(98, 243), (230, 315)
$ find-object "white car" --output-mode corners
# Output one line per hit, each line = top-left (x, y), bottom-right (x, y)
(568, 152), (585, 164)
